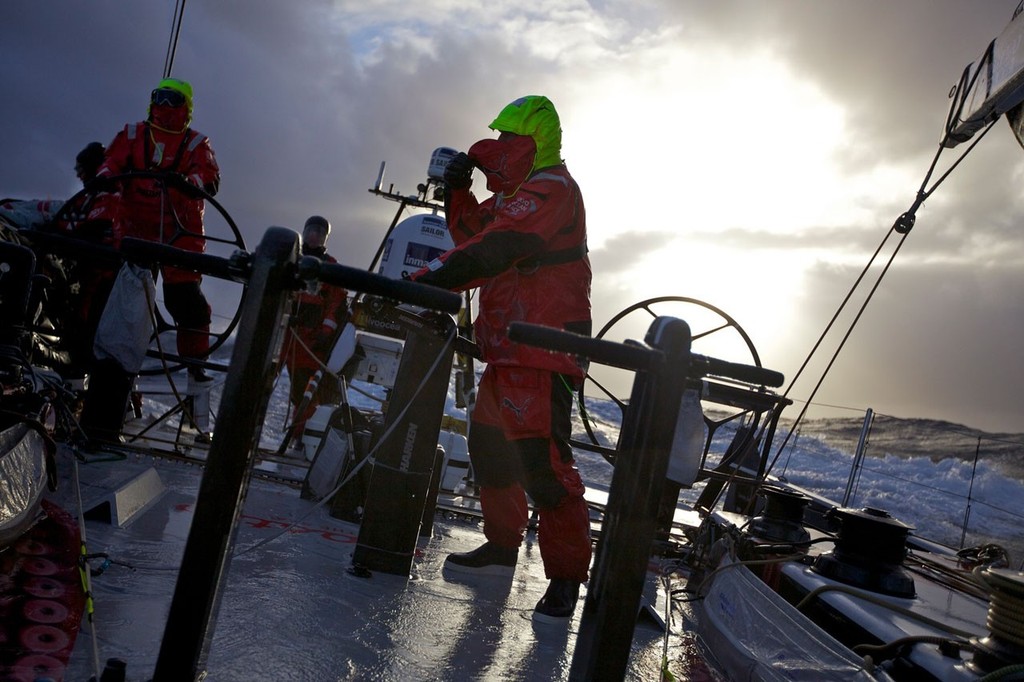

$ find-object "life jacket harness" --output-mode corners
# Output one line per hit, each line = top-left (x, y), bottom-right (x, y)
(515, 183), (587, 273)
(121, 123), (203, 244)
(127, 122), (199, 184)
(515, 240), (589, 274)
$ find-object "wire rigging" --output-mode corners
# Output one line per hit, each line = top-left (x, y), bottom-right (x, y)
(766, 118), (999, 475)
(163, 0), (187, 79)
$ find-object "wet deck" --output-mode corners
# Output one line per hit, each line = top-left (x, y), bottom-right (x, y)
(56, 449), (706, 681)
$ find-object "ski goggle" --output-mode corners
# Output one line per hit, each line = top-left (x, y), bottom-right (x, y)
(151, 88), (187, 108)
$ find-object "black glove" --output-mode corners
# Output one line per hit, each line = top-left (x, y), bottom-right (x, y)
(171, 174), (205, 198)
(443, 152), (475, 189)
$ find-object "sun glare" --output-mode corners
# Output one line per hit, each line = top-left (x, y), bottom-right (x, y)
(619, 236), (809, 360)
(561, 42), (857, 368)
(565, 45), (852, 245)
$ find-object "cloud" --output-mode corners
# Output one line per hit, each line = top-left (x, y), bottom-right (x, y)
(3, 1), (1023, 431)
(661, 1), (1016, 154)
(589, 231), (668, 276)
(790, 258), (1024, 431)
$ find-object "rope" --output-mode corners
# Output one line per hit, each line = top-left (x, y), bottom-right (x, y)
(233, 323), (458, 557)
(794, 582), (979, 639)
(659, 570), (678, 681)
(278, 326), (352, 435)
(72, 454), (103, 679)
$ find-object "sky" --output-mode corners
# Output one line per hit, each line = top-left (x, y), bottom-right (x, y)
(2, 1), (1023, 433)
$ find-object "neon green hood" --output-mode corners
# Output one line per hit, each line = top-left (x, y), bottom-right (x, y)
(489, 95), (562, 170)
(158, 78), (194, 116)
(148, 77), (194, 131)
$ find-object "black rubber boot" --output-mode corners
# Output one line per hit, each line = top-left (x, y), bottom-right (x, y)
(443, 542), (518, 577)
(532, 578), (581, 623)
(79, 358), (133, 445)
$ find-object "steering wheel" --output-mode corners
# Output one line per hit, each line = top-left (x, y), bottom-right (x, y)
(577, 296), (761, 450)
(52, 172), (247, 374)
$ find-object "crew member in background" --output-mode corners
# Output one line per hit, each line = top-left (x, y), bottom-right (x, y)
(59, 142), (120, 378)
(411, 95), (592, 623)
(14, 143), (114, 374)
(80, 78), (220, 444)
(280, 215), (350, 445)
(74, 142), (106, 186)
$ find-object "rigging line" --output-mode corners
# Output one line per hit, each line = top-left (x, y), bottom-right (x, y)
(766, 229), (911, 477)
(785, 119), (997, 401)
(780, 225), (896, 400)
(742, 221), (901, 494)
(163, 0), (187, 78)
(770, 118), (1000, 466)
(918, 119), (998, 205)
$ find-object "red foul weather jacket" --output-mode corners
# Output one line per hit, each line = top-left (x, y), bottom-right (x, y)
(98, 121), (220, 284)
(413, 164), (591, 377)
(280, 251), (350, 375)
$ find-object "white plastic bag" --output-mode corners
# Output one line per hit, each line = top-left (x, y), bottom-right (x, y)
(93, 262), (156, 373)
(667, 388), (706, 486)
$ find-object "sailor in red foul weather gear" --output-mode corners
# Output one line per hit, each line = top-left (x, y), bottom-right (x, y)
(280, 216), (351, 438)
(96, 77), (220, 366)
(59, 142), (120, 375)
(79, 78), (219, 445)
(411, 95), (592, 623)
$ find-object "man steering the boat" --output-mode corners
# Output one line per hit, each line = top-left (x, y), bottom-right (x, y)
(79, 77), (220, 444)
(410, 95), (592, 623)
(95, 77), (220, 377)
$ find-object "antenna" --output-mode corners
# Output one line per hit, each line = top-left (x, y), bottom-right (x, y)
(367, 161), (444, 211)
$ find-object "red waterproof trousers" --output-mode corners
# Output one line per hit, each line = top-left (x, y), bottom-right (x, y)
(469, 365), (591, 583)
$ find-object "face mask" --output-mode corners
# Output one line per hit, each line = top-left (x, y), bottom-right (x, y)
(303, 226), (328, 252)
(468, 135), (537, 196)
(149, 103), (189, 133)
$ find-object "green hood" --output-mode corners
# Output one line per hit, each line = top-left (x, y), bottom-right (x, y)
(489, 95), (562, 170)
(156, 77), (194, 116)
